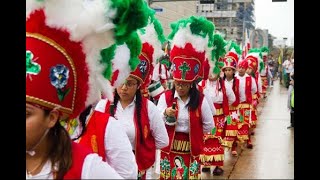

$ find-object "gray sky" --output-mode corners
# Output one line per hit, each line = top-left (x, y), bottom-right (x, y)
(255, 0), (294, 46)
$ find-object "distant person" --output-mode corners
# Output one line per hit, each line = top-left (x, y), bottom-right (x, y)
(282, 55), (294, 88)
(287, 73), (294, 129)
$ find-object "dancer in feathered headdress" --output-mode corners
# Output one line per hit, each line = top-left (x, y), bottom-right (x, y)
(156, 16), (215, 180)
(26, 0), (153, 179)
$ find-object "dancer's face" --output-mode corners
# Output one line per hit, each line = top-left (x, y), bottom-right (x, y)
(26, 103), (58, 151)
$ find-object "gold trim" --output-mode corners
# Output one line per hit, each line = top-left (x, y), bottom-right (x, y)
(229, 105), (238, 110)
(172, 55), (201, 82)
(238, 103), (251, 109)
(172, 139), (190, 152)
(252, 94), (258, 99)
(200, 154), (224, 162)
(215, 108), (223, 116)
(221, 140), (234, 148)
(26, 32), (77, 113)
(129, 74), (144, 83)
(26, 95), (72, 114)
(225, 130), (238, 137)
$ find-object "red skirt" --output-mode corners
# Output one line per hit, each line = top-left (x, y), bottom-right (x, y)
(236, 103), (251, 142)
(160, 132), (201, 180)
(224, 106), (239, 148)
(200, 112), (225, 167)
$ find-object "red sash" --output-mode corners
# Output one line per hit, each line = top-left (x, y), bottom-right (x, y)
(162, 90), (204, 156)
(245, 76), (252, 104)
(64, 142), (92, 179)
(231, 78), (240, 107)
(105, 98), (156, 171)
(77, 111), (110, 161)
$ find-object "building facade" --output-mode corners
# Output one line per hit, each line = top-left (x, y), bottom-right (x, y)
(148, 0), (197, 36)
(197, 0), (255, 45)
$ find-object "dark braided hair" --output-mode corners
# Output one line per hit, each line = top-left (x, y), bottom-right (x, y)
(72, 105), (93, 141)
(113, 86), (144, 144)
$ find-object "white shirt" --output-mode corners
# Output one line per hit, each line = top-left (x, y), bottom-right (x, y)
(152, 63), (170, 81)
(235, 73), (257, 103)
(257, 75), (262, 94)
(157, 91), (215, 134)
(104, 117), (138, 179)
(95, 98), (169, 150)
(26, 153), (123, 179)
(283, 59), (294, 73)
(202, 79), (236, 105)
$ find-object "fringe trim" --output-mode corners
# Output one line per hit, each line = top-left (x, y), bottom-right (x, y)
(225, 130), (238, 136)
(237, 135), (248, 142)
(172, 139), (190, 152)
(200, 154), (224, 162)
(204, 135), (223, 143)
(221, 140), (234, 148)
(215, 108), (223, 116)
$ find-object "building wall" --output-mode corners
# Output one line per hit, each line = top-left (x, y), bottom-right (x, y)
(197, 0), (254, 45)
(149, 1), (197, 36)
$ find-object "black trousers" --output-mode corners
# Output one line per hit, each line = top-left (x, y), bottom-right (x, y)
(290, 107), (294, 127)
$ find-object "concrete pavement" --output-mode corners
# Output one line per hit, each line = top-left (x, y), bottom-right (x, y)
(201, 80), (294, 179)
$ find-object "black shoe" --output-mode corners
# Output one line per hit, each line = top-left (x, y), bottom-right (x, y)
(212, 166), (224, 176)
(202, 167), (211, 172)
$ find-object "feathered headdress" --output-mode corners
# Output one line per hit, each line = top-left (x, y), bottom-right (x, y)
(26, 0), (150, 118)
(168, 16), (215, 83)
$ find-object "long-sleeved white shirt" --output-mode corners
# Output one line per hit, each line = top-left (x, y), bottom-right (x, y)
(157, 91), (214, 134)
(152, 63), (170, 81)
(257, 75), (262, 94)
(26, 153), (123, 179)
(202, 79), (236, 105)
(95, 98), (169, 150)
(235, 73), (257, 103)
(104, 117), (138, 179)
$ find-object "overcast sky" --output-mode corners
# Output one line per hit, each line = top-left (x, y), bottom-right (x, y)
(254, 0), (294, 46)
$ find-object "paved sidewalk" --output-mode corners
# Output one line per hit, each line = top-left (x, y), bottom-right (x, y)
(201, 80), (294, 179)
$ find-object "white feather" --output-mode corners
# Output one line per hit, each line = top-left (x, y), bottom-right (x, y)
(26, 0), (45, 19)
(81, 31), (116, 106)
(138, 22), (163, 67)
(44, 0), (115, 41)
(171, 24), (209, 53)
(111, 44), (132, 88)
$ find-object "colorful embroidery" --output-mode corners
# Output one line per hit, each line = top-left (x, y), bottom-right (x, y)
(138, 60), (148, 79)
(26, 50), (41, 78)
(91, 135), (98, 153)
(171, 156), (188, 180)
(211, 127), (216, 135)
(143, 125), (148, 139)
(193, 64), (199, 74)
(226, 115), (232, 125)
(160, 157), (171, 179)
(179, 62), (191, 80)
(189, 160), (200, 178)
(50, 64), (71, 101)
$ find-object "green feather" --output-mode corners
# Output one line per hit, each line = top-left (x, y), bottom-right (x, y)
(168, 16), (215, 47)
(248, 48), (261, 53)
(111, 0), (150, 44)
(229, 41), (241, 55)
(212, 33), (227, 61)
(100, 44), (117, 80)
(125, 32), (142, 71)
(259, 61), (264, 73)
(260, 46), (269, 53)
(151, 16), (166, 44)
